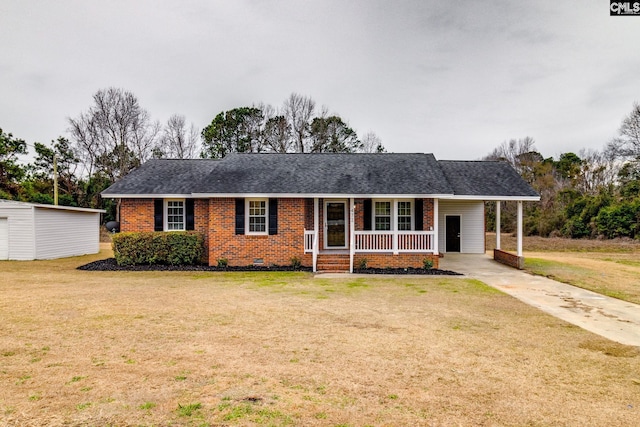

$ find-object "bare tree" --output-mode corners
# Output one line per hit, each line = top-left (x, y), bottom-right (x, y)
(157, 114), (200, 159)
(577, 148), (619, 194)
(608, 102), (640, 159)
(484, 136), (537, 175)
(68, 87), (160, 181)
(283, 93), (315, 153)
(360, 131), (385, 153)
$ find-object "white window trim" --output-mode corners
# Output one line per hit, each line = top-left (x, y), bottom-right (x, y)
(246, 198), (268, 235)
(373, 199), (392, 231)
(371, 199), (414, 231)
(165, 198), (185, 231)
(397, 200), (414, 231)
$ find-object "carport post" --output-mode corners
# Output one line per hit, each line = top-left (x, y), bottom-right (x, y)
(517, 201), (523, 257)
(495, 201), (501, 250)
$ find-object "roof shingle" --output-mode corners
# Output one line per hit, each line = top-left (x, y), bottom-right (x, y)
(101, 153), (539, 199)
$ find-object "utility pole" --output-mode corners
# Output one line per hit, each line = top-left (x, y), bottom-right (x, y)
(53, 153), (58, 205)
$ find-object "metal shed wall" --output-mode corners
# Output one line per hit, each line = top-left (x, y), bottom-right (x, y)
(33, 208), (101, 259)
(0, 205), (36, 260)
(438, 200), (485, 253)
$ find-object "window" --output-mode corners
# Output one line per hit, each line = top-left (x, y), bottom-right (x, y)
(371, 199), (414, 231)
(247, 199), (267, 234)
(374, 201), (391, 231)
(397, 201), (412, 230)
(166, 199), (185, 231)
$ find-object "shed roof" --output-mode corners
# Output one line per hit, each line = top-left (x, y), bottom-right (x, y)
(0, 199), (105, 213)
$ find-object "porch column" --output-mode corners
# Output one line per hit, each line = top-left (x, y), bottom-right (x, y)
(517, 201), (523, 257)
(496, 201), (501, 250)
(313, 198), (319, 272)
(392, 199), (398, 254)
(433, 198), (439, 254)
(349, 198), (355, 273)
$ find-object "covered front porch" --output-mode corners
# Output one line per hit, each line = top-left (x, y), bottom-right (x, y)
(302, 197), (439, 272)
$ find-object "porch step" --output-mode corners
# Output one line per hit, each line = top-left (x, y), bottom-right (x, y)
(316, 254), (350, 272)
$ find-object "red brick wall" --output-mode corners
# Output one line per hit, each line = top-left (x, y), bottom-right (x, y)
(120, 198), (210, 263)
(494, 249), (524, 269)
(194, 199), (210, 264)
(120, 197), (438, 270)
(120, 199), (155, 232)
(208, 198), (308, 267)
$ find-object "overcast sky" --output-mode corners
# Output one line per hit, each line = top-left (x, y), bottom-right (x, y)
(1, 0), (639, 161)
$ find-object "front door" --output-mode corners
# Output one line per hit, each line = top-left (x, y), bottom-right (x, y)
(325, 201), (347, 248)
(446, 215), (461, 252)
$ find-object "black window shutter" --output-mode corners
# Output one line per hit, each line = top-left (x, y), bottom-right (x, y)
(268, 198), (278, 235)
(154, 199), (164, 231)
(186, 199), (195, 230)
(235, 198), (245, 235)
(414, 199), (423, 231)
(363, 199), (372, 231)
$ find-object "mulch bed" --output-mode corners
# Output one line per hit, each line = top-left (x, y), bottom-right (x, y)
(77, 258), (312, 272)
(354, 267), (462, 275)
(78, 258), (462, 275)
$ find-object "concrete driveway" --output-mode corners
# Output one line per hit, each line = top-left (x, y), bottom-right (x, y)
(440, 253), (640, 347)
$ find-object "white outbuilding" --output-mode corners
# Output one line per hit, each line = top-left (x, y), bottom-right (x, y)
(0, 199), (104, 260)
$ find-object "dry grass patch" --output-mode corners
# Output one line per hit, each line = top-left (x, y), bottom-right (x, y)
(1, 248), (639, 426)
(487, 232), (640, 252)
(487, 233), (640, 304)
(524, 254), (640, 304)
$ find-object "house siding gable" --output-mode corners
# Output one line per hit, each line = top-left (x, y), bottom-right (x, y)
(438, 200), (485, 253)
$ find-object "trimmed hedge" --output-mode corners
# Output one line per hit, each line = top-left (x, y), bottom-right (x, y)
(112, 232), (205, 266)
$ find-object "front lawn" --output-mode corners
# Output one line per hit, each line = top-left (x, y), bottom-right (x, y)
(1, 248), (638, 426)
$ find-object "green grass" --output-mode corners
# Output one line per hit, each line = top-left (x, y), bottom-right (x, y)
(139, 402), (157, 410)
(176, 402), (202, 417)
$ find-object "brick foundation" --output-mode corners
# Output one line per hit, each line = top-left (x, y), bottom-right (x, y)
(354, 253), (439, 269)
(494, 249), (524, 269)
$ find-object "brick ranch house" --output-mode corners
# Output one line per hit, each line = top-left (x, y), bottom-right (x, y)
(102, 153), (539, 272)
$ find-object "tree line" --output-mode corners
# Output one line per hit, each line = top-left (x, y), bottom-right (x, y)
(484, 102), (640, 240)
(0, 88), (383, 220)
(2, 87), (639, 239)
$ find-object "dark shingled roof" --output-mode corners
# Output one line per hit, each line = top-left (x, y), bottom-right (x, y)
(101, 153), (540, 199)
(438, 160), (539, 197)
(102, 159), (219, 196)
(194, 153), (452, 195)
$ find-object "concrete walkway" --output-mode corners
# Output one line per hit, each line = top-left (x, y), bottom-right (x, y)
(440, 253), (640, 347)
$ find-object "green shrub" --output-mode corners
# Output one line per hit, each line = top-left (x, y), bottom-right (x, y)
(596, 201), (640, 239)
(112, 232), (204, 266)
(357, 257), (368, 269)
(423, 258), (433, 270)
(217, 258), (228, 268)
(290, 256), (302, 269)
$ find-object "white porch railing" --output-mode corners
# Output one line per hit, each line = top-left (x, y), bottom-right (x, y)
(304, 229), (315, 253)
(355, 230), (435, 253)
